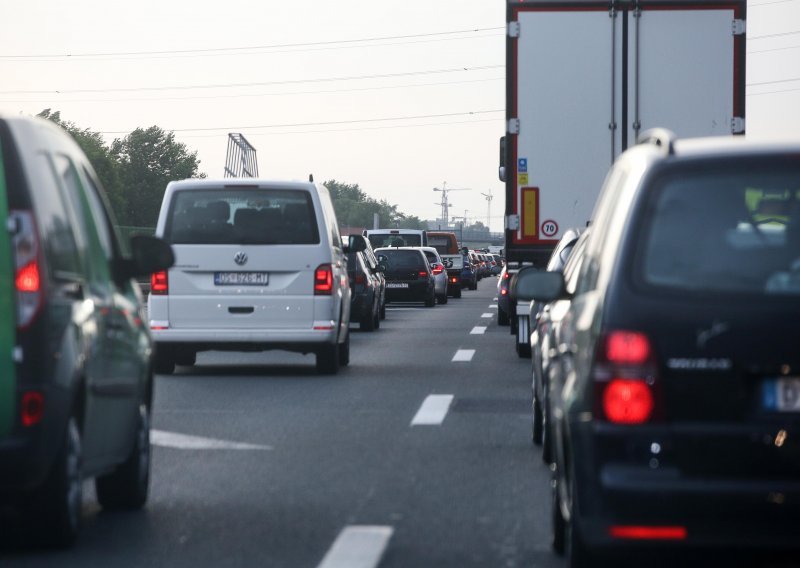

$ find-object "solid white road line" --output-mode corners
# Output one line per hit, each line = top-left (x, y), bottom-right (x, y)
(481, 313), (493, 318)
(411, 394), (454, 426)
(451, 349), (475, 362)
(151, 430), (273, 451)
(470, 326), (487, 335)
(317, 526), (394, 568)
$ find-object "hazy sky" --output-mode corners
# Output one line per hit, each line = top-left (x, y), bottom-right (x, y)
(1, 1), (797, 232)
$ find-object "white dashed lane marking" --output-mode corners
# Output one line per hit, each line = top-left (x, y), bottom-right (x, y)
(411, 394), (454, 426)
(451, 349), (475, 362)
(481, 313), (493, 318)
(151, 430), (273, 451)
(317, 525), (394, 568)
(470, 326), (487, 335)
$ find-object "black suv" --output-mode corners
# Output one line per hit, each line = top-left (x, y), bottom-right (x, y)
(521, 130), (800, 566)
(0, 115), (173, 546)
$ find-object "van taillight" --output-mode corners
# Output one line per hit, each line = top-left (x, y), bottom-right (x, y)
(315, 264), (333, 295)
(151, 271), (169, 295)
(594, 330), (659, 425)
(21, 391), (44, 427)
(11, 211), (43, 329)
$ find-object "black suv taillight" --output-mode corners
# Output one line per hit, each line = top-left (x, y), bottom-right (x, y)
(593, 330), (660, 424)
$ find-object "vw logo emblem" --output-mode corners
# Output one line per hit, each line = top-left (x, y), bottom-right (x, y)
(234, 252), (248, 266)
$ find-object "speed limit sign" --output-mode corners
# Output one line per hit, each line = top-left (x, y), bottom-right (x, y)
(541, 220), (558, 238)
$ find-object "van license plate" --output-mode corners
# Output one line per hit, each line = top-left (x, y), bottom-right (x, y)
(386, 283), (409, 289)
(214, 272), (269, 286)
(762, 378), (800, 412)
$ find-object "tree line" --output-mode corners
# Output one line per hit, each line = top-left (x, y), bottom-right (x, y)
(38, 110), (426, 231)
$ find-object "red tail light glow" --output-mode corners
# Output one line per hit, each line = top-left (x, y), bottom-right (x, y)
(500, 288), (508, 296)
(418, 270), (429, 278)
(610, 526), (687, 540)
(432, 265), (444, 275)
(606, 331), (651, 365)
(151, 271), (169, 295)
(315, 264), (334, 295)
(21, 391), (44, 427)
(15, 261), (40, 292)
(603, 379), (654, 424)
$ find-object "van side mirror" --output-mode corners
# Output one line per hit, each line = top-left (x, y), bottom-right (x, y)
(117, 235), (175, 280)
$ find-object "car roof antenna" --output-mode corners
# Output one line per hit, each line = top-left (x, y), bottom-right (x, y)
(309, 174), (314, 182)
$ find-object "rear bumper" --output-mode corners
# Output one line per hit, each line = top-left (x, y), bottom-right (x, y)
(151, 326), (338, 347)
(572, 421), (800, 551)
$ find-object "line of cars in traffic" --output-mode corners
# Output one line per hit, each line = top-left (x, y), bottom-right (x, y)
(509, 129), (800, 566)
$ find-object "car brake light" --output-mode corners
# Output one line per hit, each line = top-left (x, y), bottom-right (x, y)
(315, 264), (333, 295)
(602, 379), (654, 424)
(594, 330), (660, 424)
(418, 271), (428, 278)
(432, 265), (444, 275)
(151, 271), (169, 295)
(500, 288), (508, 296)
(11, 211), (43, 329)
(21, 391), (44, 427)
(610, 526), (687, 540)
(606, 331), (651, 365)
(503, 272), (510, 280)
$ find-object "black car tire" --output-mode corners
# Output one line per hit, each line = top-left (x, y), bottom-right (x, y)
(317, 343), (340, 374)
(373, 309), (381, 330)
(532, 395), (543, 445)
(453, 288), (462, 299)
(517, 340), (532, 359)
(511, 315), (518, 335)
(424, 289), (435, 308)
(338, 332), (350, 367)
(437, 293), (448, 305)
(174, 348), (196, 367)
(96, 404), (150, 510)
(380, 302), (386, 320)
(32, 415), (83, 548)
(498, 309), (509, 326)
(154, 347), (175, 375)
(566, 477), (594, 568)
(360, 307), (376, 331)
(551, 474), (566, 555)
(542, 392), (553, 464)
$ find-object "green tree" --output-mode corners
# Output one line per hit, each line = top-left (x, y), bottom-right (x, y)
(111, 126), (205, 227)
(324, 179), (426, 229)
(37, 109), (125, 221)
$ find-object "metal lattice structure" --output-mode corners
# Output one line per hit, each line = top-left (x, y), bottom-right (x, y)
(224, 133), (259, 178)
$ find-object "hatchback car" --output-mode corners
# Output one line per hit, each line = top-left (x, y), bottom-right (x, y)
(520, 130), (800, 566)
(417, 246), (448, 304)
(347, 248), (383, 331)
(374, 247), (435, 307)
(0, 115), (174, 546)
(149, 179), (361, 375)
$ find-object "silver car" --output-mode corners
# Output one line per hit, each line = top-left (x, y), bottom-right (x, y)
(416, 246), (449, 304)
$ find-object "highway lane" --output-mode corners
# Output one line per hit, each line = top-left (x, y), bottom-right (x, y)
(4, 278), (563, 567)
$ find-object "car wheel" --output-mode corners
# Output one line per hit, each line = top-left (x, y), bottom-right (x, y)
(453, 288), (462, 299)
(373, 308), (380, 330)
(338, 332), (350, 367)
(498, 309), (509, 326)
(317, 343), (340, 374)
(154, 347), (175, 375)
(174, 348), (196, 367)
(437, 293), (448, 305)
(542, 389), (553, 464)
(471, 279), (478, 291)
(551, 474), (566, 555)
(31, 415), (82, 547)
(424, 290), (435, 308)
(360, 307), (376, 331)
(380, 302), (386, 320)
(96, 404), (150, 510)
(566, 477), (593, 568)
(532, 395), (543, 445)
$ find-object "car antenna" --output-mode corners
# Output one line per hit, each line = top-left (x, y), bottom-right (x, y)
(309, 174), (314, 182)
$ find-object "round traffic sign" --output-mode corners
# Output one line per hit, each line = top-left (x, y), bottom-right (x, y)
(541, 220), (558, 238)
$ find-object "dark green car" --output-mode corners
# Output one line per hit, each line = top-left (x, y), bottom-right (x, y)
(0, 115), (173, 546)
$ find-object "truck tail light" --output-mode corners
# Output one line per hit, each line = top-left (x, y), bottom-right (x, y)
(594, 330), (660, 425)
(11, 211), (43, 329)
(315, 264), (333, 295)
(151, 271), (169, 295)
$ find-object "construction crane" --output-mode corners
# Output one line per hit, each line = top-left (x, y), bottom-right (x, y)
(433, 182), (470, 226)
(480, 189), (493, 229)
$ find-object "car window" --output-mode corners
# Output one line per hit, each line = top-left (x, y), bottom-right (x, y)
(376, 249), (426, 270)
(638, 165), (800, 295)
(28, 154), (82, 278)
(164, 189), (320, 245)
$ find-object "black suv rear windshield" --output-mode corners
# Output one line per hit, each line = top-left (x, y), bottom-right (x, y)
(164, 189), (319, 245)
(639, 163), (800, 296)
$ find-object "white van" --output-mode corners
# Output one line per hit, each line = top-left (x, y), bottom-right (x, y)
(148, 179), (362, 375)
(363, 229), (427, 249)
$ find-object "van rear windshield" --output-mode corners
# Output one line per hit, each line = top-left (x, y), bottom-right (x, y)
(164, 189), (319, 245)
(638, 163), (800, 296)
(368, 233), (422, 248)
